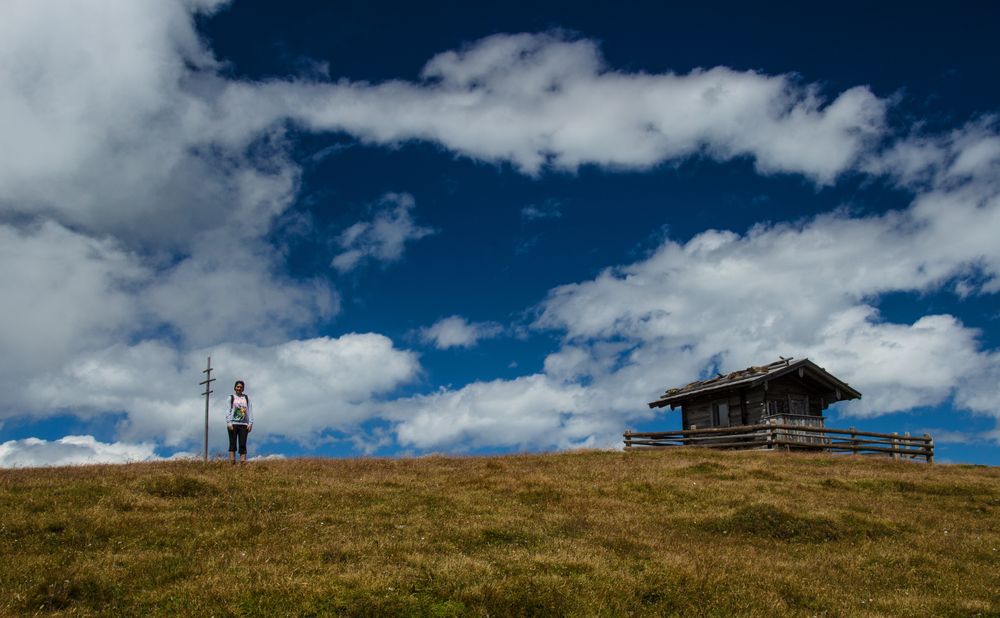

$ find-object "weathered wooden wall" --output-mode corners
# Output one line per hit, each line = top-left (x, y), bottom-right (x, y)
(683, 391), (751, 429)
(745, 389), (766, 424)
(681, 374), (837, 429)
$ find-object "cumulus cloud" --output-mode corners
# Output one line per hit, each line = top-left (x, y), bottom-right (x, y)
(13, 334), (421, 448)
(537, 119), (1000, 352)
(386, 122), (1000, 451)
(242, 32), (886, 183)
(0, 221), (147, 379)
(331, 193), (435, 272)
(533, 193), (999, 420)
(0, 0), (337, 395)
(141, 240), (338, 346)
(1, 0), (996, 460)
(419, 315), (504, 349)
(0, 0), (890, 428)
(388, 375), (598, 450)
(0, 436), (179, 468)
(0, 0), (267, 248)
(0, 219), (337, 402)
(864, 117), (1000, 191)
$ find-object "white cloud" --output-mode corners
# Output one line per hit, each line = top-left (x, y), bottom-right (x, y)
(0, 221), (147, 378)
(864, 117), (1000, 191)
(0, 1), (892, 433)
(0, 0), (260, 248)
(522, 199), (563, 221)
(388, 375), (600, 450)
(250, 32), (886, 183)
(809, 310), (984, 416)
(420, 315), (504, 349)
(530, 130), (1000, 426)
(331, 193), (435, 272)
(0, 218), (336, 385)
(13, 334), (421, 448)
(141, 239), (338, 346)
(0, 0), (337, 390)
(386, 123), (1000, 451)
(950, 350), (1000, 416)
(0, 1), (996, 459)
(0, 436), (176, 468)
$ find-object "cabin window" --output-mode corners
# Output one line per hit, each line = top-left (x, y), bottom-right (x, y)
(712, 402), (730, 427)
(766, 399), (787, 416)
(789, 397), (808, 415)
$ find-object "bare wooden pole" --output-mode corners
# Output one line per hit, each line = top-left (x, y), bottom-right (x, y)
(199, 357), (216, 463)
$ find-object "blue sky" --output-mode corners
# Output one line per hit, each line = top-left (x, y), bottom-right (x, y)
(2, 0), (999, 466)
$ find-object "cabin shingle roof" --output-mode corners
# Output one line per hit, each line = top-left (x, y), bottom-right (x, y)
(648, 357), (861, 409)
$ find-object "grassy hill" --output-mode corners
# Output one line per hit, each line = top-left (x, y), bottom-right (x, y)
(1, 449), (998, 616)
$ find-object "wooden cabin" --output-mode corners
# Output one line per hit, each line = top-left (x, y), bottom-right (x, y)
(647, 358), (862, 430)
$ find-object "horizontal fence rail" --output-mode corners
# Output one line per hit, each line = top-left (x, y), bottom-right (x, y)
(624, 422), (933, 463)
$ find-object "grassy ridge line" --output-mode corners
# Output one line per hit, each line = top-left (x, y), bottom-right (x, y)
(1, 450), (998, 616)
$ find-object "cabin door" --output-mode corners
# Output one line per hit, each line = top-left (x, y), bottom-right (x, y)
(712, 402), (730, 427)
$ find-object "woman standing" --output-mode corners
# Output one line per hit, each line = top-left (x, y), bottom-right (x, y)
(227, 380), (254, 464)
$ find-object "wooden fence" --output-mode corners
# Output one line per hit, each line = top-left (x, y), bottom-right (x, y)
(623, 421), (934, 463)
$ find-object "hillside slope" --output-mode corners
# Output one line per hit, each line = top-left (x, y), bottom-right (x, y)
(1, 450), (998, 616)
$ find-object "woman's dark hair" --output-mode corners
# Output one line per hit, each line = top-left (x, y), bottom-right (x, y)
(234, 380), (245, 389)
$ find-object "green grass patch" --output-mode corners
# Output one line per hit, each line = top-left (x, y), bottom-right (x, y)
(142, 475), (214, 499)
(702, 503), (899, 542)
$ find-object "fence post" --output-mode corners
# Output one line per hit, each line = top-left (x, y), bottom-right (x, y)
(767, 419), (776, 451)
(925, 433), (934, 464)
(891, 432), (900, 460)
(624, 430), (632, 450)
(849, 426), (857, 456)
(904, 432), (911, 460)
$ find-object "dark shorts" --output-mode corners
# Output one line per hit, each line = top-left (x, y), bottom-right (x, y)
(227, 424), (249, 454)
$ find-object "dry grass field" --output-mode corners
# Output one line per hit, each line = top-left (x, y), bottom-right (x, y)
(1, 449), (998, 616)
